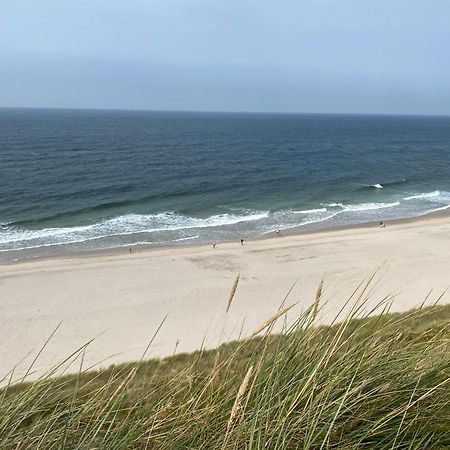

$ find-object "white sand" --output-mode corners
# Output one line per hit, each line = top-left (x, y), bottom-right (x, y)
(1, 216), (449, 381)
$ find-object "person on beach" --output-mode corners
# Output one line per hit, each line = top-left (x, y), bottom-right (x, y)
(276, 228), (281, 236)
(212, 242), (216, 249)
(240, 238), (244, 245)
(379, 221), (386, 228)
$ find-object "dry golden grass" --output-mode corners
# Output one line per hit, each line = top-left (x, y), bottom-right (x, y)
(2, 278), (450, 449)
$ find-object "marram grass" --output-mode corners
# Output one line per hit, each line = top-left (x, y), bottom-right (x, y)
(1, 280), (450, 449)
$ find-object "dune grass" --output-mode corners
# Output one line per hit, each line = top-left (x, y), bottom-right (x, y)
(1, 280), (450, 449)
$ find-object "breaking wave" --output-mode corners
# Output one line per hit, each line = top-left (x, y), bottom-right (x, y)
(343, 202), (400, 212)
(292, 208), (327, 214)
(3, 187), (450, 254)
(0, 211), (269, 251)
(359, 179), (408, 191)
(403, 190), (441, 200)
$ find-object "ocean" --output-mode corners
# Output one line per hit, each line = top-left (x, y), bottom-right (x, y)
(1, 108), (450, 261)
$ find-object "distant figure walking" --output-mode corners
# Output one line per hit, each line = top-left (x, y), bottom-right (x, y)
(379, 221), (386, 228)
(240, 238), (244, 246)
(276, 228), (281, 236)
(129, 247), (132, 254)
(212, 242), (216, 249)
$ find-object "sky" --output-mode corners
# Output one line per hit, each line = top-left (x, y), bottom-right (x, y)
(1, 0), (450, 114)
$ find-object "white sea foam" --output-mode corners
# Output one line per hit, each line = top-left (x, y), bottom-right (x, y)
(120, 234), (201, 247)
(360, 183), (384, 189)
(300, 211), (341, 225)
(426, 204), (450, 213)
(172, 234), (200, 241)
(276, 211), (342, 232)
(343, 202), (400, 212)
(0, 211), (269, 250)
(292, 208), (327, 214)
(403, 190), (440, 200)
(0, 233), (203, 253)
(5, 189), (450, 254)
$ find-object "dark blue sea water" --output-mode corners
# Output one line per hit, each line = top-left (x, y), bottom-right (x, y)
(1, 108), (450, 260)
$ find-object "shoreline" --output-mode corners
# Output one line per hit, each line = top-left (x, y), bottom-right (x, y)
(1, 208), (450, 380)
(2, 207), (450, 266)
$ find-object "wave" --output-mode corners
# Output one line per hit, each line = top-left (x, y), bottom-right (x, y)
(266, 211), (342, 234)
(4, 199), (143, 228)
(0, 211), (269, 248)
(358, 183), (384, 191)
(299, 211), (341, 226)
(0, 233), (203, 253)
(383, 178), (408, 187)
(403, 190), (440, 201)
(343, 202), (400, 212)
(107, 234), (201, 248)
(426, 204), (450, 213)
(5, 185), (450, 253)
(292, 208), (327, 214)
(358, 179), (407, 191)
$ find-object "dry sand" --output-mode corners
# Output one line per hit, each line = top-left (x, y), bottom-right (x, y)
(1, 216), (449, 381)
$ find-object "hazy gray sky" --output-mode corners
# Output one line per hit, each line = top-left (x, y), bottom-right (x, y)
(1, 0), (449, 114)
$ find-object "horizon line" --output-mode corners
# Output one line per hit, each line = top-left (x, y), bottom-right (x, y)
(1, 105), (450, 118)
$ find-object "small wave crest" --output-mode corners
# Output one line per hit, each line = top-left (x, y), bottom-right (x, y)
(120, 234), (201, 248)
(292, 207), (327, 214)
(427, 204), (450, 213)
(403, 190), (440, 201)
(358, 179), (407, 191)
(4, 198), (143, 228)
(298, 211), (341, 226)
(343, 202), (400, 212)
(358, 183), (384, 191)
(266, 210), (342, 234)
(383, 178), (408, 187)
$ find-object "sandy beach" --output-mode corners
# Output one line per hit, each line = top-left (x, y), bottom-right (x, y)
(1, 215), (449, 381)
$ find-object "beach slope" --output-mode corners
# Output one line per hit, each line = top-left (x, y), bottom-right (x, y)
(1, 216), (449, 379)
